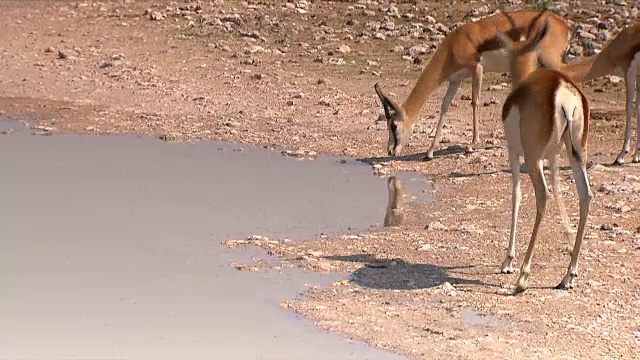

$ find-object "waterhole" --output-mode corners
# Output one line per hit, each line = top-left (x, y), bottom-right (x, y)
(0, 119), (431, 360)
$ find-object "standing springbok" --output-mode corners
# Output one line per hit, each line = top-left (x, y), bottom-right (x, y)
(374, 10), (569, 159)
(556, 23), (640, 165)
(496, 16), (593, 293)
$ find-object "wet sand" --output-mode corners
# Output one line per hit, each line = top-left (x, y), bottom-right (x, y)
(0, 120), (414, 360)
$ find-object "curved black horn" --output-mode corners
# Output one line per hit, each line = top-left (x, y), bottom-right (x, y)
(374, 82), (401, 119)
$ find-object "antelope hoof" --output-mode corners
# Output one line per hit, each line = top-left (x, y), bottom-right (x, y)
(556, 273), (576, 290)
(515, 273), (529, 293)
(463, 144), (476, 155)
(424, 151), (435, 161)
(632, 152), (640, 163)
(514, 282), (528, 294)
(555, 280), (574, 290)
(500, 258), (515, 274)
(613, 156), (626, 166)
(562, 243), (573, 255)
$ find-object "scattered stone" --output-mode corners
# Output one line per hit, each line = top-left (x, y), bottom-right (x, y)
(607, 75), (623, 84)
(418, 244), (431, 251)
(281, 149), (317, 159)
(407, 44), (430, 58)
(336, 44), (351, 54)
(221, 14), (242, 26)
(240, 57), (256, 65)
(601, 224), (614, 231)
(30, 125), (55, 132)
(57, 49), (75, 60)
(31, 131), (53, 136)
(426, 221), (447, 231)
(147, 11), (165, 21)
(158, 133), (179, 142)
(483, 97), (500, 106)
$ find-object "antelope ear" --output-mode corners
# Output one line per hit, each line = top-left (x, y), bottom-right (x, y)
(374, 83), (402, 120)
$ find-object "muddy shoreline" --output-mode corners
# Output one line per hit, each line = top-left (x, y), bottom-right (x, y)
(1, 1), (639, 359)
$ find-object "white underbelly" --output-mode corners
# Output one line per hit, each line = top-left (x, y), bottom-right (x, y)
(445, 49), (512, 82)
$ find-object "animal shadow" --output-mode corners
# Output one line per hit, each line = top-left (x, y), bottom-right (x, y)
(358, 144), (504, 165)
(324, 254), (488, 290)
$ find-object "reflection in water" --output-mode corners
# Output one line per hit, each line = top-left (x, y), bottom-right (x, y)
(384, 176), (408, 227)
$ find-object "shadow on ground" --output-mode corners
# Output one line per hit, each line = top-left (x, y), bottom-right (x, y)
(357, 144), (507, 165)
(357, 144), (468, 164)
(324, 254), (489, 290)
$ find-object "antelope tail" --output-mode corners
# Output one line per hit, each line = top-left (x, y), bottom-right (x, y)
(561, 105), (582, 162)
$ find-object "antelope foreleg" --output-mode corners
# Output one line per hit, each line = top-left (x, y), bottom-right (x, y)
(425, 80), (462, 160)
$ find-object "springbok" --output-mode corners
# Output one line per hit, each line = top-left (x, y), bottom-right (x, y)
(374, 10), (569, 159)
(496, 14), (593, 293)
(556, 22), (640, 165)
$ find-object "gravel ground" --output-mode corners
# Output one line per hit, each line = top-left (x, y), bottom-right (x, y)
(1, 1), (639, 359)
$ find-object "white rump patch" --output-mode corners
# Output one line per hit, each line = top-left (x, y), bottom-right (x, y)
(554, 82), (585, 152)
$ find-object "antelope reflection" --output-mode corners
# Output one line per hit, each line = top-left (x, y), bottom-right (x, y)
(384, 176), (408, 227)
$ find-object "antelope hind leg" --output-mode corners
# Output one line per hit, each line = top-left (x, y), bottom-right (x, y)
(515, 159), (548, 293)
(557, 149), (592, 290)
(548, 155), (573, 254)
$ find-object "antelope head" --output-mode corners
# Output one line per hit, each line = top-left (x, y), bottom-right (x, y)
(374, 83), (412, 156)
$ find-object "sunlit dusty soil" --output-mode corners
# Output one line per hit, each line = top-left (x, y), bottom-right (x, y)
(1, 1), (639, 359)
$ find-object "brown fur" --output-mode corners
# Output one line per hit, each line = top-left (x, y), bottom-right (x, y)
(498, 15), (593, 292)
(402, 10), (568, 121)
(556, 22), (638, 164)
(502, 69), (559, 143)
(375, 10), (570, 158)
(559, 22), (640, 81)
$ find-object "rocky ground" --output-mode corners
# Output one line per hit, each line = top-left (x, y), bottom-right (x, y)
(1, 1), (639, 359)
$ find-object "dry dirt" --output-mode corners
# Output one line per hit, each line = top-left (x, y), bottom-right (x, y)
(1, 1), (639, 359)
